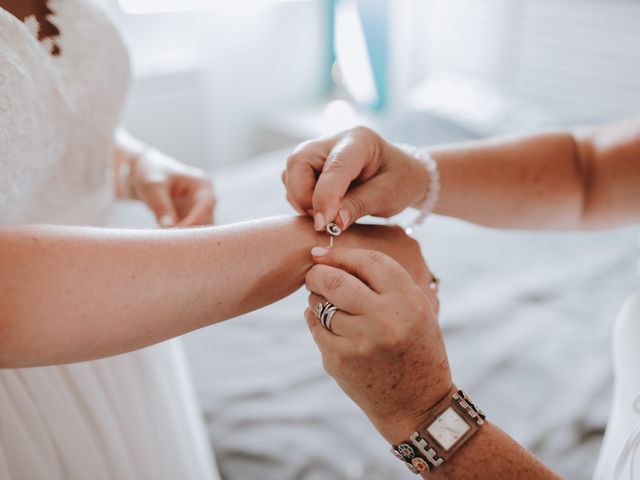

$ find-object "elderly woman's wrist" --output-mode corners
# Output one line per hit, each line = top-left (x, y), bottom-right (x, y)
(376, 378), (455, 445)
(384, 142), (432, 210)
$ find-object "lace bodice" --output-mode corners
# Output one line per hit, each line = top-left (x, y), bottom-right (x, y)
(0, 0), (130, 225)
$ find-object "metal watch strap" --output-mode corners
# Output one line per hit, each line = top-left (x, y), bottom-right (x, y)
(390, 385), (486, 475)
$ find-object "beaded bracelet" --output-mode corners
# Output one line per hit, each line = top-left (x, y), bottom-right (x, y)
(395, 144), (440, 234)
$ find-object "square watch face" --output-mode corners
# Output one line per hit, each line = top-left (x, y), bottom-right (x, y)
(426, 407), (471, 451)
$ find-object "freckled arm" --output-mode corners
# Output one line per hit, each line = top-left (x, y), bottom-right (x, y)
(430, 118), (640, 230)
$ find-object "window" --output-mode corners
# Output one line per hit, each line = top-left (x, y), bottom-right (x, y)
(118, 0), (279, 15)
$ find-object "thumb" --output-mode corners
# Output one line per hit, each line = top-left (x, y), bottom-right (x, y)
(312, 138), (371, 231)
(312, 246), (413, 294)
(335, 177), (388, 229)
(141, 182), (178, 228)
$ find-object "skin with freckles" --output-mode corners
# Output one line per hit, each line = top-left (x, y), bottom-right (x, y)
(287, 119), (639, 478)
(284, 118), (640, 231)
(305, 246), (448, 442)
(305, 246), (563, 480)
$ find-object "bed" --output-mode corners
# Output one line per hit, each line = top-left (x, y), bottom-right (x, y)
(117, 148), (640, 479)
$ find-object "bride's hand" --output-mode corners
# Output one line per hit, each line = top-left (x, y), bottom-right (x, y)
(114, 128), (215, 228)
(338, 223), (436, 295)
(128, 150), (216, 228)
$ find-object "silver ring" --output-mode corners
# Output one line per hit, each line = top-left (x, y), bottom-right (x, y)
(321, 305), (338, 331)
(315, 300), (338, 332)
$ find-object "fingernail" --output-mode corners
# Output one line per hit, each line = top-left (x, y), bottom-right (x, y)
(311, 246), (330, 257)
(314, 212), (325, 231)
(338, 208), (350, 227)
(159, 215), (175, 228)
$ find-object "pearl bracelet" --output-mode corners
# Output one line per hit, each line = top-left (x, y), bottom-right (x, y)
(395, 144), (440, 234)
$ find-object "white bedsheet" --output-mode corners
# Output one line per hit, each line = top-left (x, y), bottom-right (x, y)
(124, 149), (640, 480)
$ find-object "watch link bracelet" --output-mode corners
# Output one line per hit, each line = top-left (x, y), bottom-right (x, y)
(390, 385), (486, 475)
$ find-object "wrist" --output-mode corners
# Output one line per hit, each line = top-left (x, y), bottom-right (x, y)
(384, 142), (431, 210)
(376, 378), (454, 445)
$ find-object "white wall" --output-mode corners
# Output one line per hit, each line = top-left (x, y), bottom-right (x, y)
(105, 1), (329, 170)
(409, 0), (640, 123)
(103, 0), (640, 169)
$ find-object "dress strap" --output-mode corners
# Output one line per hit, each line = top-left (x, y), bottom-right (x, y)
(613, 394), (640, 479)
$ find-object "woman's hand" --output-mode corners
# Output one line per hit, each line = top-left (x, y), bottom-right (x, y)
(283, 126), (429, 231)
(114, 131), (216, 228)
(338, 223), (433, 292)
(129, 150), (216, 227)
(304, 246), (451, 444)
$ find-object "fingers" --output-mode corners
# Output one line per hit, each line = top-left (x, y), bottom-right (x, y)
(139, 181), (178, 228)
(311, 137), (370, 230)
(173, 182), (216, 227)
(311, 247), (414, 294)
(285, 139), (333, 216)
(304, 307), (350, 352)
(312, 127), (384, 230)
(307, 293), (359, 337)
(175, 197), (215, 227)
(305, 263), (378, 314)
(337, 176), (392, 229)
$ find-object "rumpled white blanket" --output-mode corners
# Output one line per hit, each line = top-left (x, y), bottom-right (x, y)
(176, 150), (639, 480)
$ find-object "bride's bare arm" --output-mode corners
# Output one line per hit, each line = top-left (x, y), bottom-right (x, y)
(0, 217), (421, 368)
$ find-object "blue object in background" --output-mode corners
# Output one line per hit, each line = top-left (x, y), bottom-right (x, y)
(332, 0), (390, 111)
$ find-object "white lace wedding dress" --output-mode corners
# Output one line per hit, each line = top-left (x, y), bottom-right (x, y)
(0, 1), (219, 478)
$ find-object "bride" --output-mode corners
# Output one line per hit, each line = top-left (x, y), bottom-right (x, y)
(0, 1), (432, 478)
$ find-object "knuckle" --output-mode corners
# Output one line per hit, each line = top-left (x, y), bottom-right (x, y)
(365, 250), (386, 267)
(305, 266), (320, 286)
(408, 292), (429, 319)
(325, 271), (345, 292)
(285, 153), (300, 169)
(350, 125), (374, 138)
(324, 154), (350, 173)
(287, 142), (314, 166)
(347, 192), (367, 218)
(355, 340), (377, 359)
(378, 318), (404, 346)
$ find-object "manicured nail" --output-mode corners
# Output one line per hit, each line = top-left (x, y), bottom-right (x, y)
(338, 208), (350, 227)
(159, 215), (175, 227)
(311, 246), (330, 257)
(314, 212), (325, 231)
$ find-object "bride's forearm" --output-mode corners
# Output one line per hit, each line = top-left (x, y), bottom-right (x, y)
(0, 216), (323, 367)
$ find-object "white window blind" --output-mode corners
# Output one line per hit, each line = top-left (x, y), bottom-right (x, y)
(413, 0), (640, 122)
